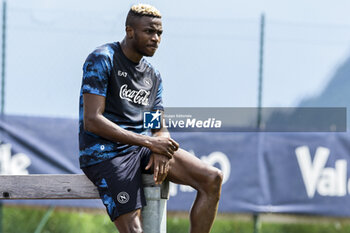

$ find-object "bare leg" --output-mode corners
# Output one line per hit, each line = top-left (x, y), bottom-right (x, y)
(167, 149), (223, 233)
(114, 209), (143, 233)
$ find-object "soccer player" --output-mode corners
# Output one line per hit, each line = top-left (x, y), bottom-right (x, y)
(79, 4), (223, 233)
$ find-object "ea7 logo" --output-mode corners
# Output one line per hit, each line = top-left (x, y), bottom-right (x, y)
(295, 146), (347, 198)
(0, 143), (31, 175)
(118, 70), (128, 77)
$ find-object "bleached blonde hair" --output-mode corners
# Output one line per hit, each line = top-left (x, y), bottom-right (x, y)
(130, 3), (161, 17)
(126, 4), (161, 26)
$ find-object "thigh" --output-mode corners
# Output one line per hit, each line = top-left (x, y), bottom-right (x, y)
(82, 149), (146, 221)
(167, 148), (218, 190)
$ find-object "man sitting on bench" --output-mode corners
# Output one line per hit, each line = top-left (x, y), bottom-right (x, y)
(79, 4), (223, 233)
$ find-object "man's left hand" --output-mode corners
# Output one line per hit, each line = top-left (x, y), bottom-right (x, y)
(145, 153), (170, 184)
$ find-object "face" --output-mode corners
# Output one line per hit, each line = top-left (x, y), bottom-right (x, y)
(129, 16), (163, 57)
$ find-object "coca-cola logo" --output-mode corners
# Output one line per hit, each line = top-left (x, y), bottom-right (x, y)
(119, 84), (150, 106)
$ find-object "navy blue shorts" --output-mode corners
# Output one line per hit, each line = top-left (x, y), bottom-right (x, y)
(82, 146), (152, 221)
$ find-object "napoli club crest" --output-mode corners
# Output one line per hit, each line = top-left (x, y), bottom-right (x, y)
(117, 191), (130, 204)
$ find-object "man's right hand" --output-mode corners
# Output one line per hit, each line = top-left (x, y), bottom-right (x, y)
(147, 136), (179, 159)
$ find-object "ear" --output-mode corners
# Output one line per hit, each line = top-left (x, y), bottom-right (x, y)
(125, 26), (134, 39)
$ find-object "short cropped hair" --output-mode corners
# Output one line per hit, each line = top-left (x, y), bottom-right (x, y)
(126, 4), (161, 27)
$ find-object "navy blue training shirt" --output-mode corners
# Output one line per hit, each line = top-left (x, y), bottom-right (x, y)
(79, 42), (163, 168)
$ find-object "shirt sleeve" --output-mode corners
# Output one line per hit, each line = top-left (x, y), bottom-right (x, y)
(153, 76), (164, 111)
(81, 52), (110, 97)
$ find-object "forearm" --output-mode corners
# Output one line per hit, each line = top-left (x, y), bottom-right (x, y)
(152, 110), (171, 138)
(85, 114), (151, 147)
(152, 127), (170, 138)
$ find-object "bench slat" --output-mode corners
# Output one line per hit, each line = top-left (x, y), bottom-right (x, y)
(0, 174), (99, 199)
(0, 174), (169, 233)
(0, 174), (169, 200)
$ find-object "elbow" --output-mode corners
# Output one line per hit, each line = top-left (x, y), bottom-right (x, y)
(84, 114), (97, 133)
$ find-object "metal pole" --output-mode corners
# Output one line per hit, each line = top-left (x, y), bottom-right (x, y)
(1, 0), (6, 115)
(254, 13), (265, 233)
(257, 13), (265, 129)
(34, 206), (55, 233)
(253, 213), (260, 233)
(0, 202), (2, 233)
(0, 2), (6, 232)
(141, 174), (169, 233)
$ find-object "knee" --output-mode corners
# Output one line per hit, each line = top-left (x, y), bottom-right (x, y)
(114, 212), (143, 233)
(130, 225), (143, 233)
(117, 224), (143, 233)
(204, 168), (223, 196)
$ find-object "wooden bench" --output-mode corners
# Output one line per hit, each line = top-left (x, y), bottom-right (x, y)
(0, 174), (169, 233)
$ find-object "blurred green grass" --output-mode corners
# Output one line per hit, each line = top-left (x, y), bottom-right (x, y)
(2, 205), (350, 233)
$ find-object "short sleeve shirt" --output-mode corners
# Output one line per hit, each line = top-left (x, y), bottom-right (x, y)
(79, 42), (163, 168)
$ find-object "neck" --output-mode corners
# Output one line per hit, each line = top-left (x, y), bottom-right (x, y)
(120, 39), (142, 63)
